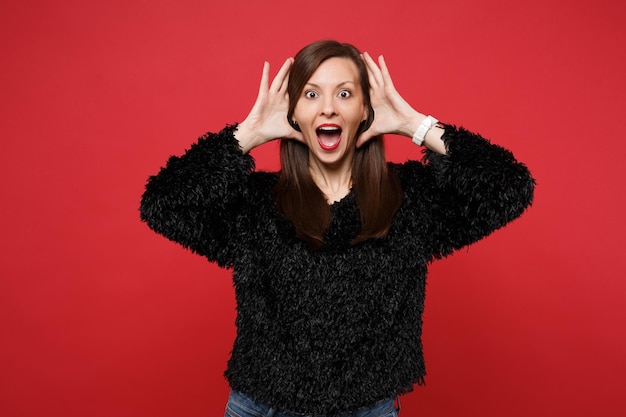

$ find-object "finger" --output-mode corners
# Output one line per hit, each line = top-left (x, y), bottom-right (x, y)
(276, 58), (293, 93)
(363, 52), (383, 87)
(363, 56), (380, 96)
(259, 61), (270, 95)
(361, 52), (378, 86)
(378, 55), (396, 90)
(365, 62), (378, 90)
(279, 71), (290, 95)
(270, 57), (293, 93)
(362, 51), (378, 71)
(361, 52), (376, 84)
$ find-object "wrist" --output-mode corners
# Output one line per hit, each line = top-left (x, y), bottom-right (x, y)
(397, 112), (426, 138)
(233, 122), (261, 154)
(411, 115), (439, 146)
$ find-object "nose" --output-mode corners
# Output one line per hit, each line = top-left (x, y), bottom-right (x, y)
(320, 95), (337, 117)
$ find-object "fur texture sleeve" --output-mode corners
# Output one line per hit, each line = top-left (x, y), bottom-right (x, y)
(139, 124), (254, 267)
(410, 124), (535, 260)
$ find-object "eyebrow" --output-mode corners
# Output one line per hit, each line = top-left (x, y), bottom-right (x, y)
(305, 81), (356, 88)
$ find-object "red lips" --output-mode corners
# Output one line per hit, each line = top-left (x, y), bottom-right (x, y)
(316, 123), (342, 151)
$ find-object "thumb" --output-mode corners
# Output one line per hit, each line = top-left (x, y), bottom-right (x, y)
(286, 129), (305, 143)
(356, 130), (375, 148)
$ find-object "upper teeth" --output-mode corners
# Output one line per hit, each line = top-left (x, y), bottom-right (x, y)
(319, 126), (340, 131)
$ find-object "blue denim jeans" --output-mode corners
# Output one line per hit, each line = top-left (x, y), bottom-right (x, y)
(224, 390), (400, 417)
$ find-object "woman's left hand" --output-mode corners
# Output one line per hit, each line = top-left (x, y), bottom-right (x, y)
(356, 53), (423, 147)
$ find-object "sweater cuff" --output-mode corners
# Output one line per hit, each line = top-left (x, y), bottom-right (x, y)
(424, 124), (517, 168)
(196, 123), (255, 172)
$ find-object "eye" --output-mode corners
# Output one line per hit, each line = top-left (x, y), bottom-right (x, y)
(304, 90), (318, 99)
(338, 90), (351, 99)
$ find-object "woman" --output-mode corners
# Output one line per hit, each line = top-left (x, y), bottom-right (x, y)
(140, 40), (534, 416)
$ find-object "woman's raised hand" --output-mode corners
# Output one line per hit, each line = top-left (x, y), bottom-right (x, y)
(356, 53), (423, 147)
(235, 58), (303, 153)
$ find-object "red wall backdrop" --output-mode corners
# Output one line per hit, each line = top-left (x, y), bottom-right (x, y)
(1, 0), (625, 416)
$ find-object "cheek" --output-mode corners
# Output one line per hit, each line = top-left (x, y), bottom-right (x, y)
(293, 99), (315, 121)
(341, 103), (366, 124)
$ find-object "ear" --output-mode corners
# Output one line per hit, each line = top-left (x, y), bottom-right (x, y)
(358, 106), (375, 134)
(288, 117), (302, 132)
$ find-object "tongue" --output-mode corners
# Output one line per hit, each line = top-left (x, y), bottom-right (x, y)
(318, 131), (341, 149)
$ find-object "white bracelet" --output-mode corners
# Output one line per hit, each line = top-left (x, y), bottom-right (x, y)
(412, 115), (439, 146)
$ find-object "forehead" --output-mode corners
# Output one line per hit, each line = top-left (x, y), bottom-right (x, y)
(307, 57), (360, 85)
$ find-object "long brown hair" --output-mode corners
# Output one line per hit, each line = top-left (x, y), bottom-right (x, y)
(274, 40), (402, 250)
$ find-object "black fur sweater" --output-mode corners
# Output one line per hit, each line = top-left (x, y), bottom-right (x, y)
(140, 124), (534, 414)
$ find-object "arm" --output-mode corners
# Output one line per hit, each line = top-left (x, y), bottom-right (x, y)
(140, 58), (302, 266)
(417, 125), (534, 258)
(361, 53), (534, 257)
(139, 125), (253, 267)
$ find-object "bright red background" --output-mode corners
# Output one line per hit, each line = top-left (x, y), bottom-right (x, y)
(1, 0), (625, 416)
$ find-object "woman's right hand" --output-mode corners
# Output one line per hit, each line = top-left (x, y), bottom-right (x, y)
(234, 58), (303, 153)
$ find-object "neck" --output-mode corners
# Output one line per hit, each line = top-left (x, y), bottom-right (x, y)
(309, 160), (353, 204)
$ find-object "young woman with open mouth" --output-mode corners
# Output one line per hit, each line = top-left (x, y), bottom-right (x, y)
(140, 40), (534, 417)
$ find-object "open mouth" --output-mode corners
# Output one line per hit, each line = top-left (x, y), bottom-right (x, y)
(316, 124), (342, 151)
